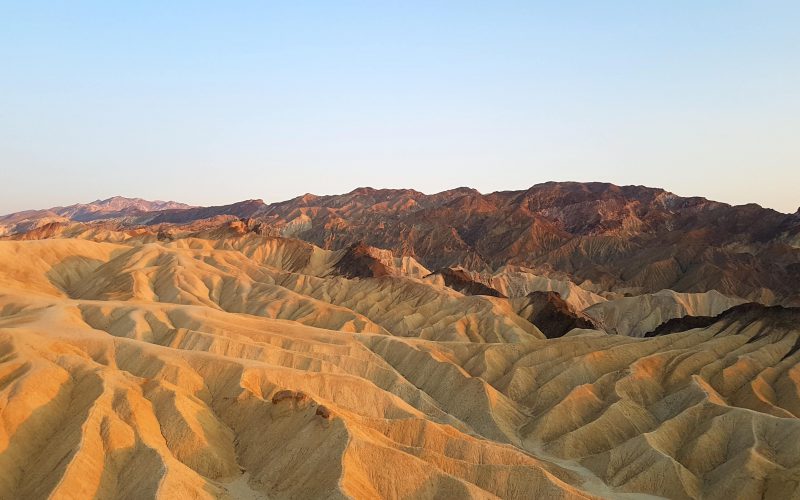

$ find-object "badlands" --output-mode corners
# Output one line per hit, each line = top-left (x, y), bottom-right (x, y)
(1, 183), (800, 499)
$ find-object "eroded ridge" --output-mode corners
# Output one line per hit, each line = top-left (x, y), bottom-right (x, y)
(1, 235), (799, 499)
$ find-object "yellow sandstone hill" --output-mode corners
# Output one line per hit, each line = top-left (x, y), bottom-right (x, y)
(1, 234), (799, 499)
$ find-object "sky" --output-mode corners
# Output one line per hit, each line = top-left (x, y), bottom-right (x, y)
(1, 1), (799, 214)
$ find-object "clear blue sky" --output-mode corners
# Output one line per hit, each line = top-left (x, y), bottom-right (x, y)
(1, 1), (798, 213)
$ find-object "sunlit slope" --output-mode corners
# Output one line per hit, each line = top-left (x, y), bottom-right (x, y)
(583, 289), (747, 337)
(396, 308), (800, 499)
(1, 237), (799, 499)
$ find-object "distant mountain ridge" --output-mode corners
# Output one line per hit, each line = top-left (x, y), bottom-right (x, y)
(2, 186), (800, 499)
(3, 182), (799, 304)
(65, 196), (193, 219)
(0, 196), (193, 235)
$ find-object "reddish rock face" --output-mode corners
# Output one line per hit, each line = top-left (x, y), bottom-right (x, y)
(331, 242), (393, 279)
(261, 182), (798, 302)
(271, 390), (308, 404)
(4, 182), (800, 303)
(315, 405), (331, 419)
(427, 268), (505, 297)
(513, 291), (600, 338)
(271, 389), (297, 404)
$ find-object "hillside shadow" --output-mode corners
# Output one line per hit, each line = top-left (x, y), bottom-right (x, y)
(45, 255), (106, 298)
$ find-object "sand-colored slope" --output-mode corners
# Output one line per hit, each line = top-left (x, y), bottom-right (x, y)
(1, 236), (800, 499)
(583, 289), (747, 337)
(0, 292), (593, 499)
(51, 240), (541, 342)
(425, 265), (608, 311)
(422, 308), (800, 499)
(0, 239), (126, 297)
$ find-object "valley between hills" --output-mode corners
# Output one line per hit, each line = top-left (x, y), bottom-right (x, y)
(1, 182), (799, 499)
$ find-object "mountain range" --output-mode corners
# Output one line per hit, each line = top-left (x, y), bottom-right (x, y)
(1, 182), (799, 499)
(4, 182), (799, 304)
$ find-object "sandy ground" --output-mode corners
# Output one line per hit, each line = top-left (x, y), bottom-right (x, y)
(1, 236), (799, 499)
